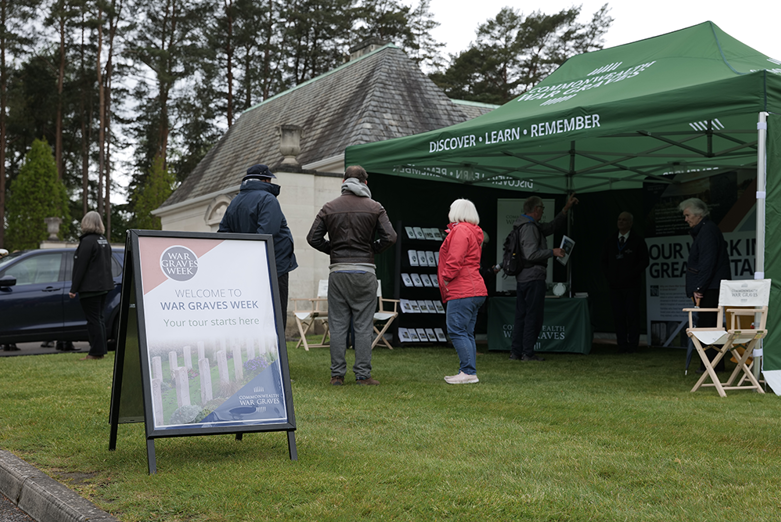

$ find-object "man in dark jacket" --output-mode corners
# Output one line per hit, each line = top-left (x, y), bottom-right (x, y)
(509, 193), (578, 362)
(601, 212), (649, 353)
(680, 197), (731, 371)
(307, 165), (396, 386)
(219, 164), (297, 331)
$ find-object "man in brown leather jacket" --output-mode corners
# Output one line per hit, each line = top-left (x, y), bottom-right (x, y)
(307, 166), (397, 386)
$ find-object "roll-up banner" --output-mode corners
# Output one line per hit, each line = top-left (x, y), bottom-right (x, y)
(643, 169), (756, 348)
(109, 230), (297, 474)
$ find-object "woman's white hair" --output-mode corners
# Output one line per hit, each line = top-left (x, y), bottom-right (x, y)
(678, 198), (709, 217)
(448, 198), (480, 225)
(81, 211), (105, 235)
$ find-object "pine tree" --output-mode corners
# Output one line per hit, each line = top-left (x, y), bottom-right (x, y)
(430, 5), (613, 104)
(133, 154), (176, 230)
(5, 138), (70, 250)
(1, 0), (44, 249)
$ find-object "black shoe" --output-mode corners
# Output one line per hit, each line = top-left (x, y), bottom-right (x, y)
(509, 353), (522, 360)
(57, 341), (76, 352)
(521, 354), (545, 361)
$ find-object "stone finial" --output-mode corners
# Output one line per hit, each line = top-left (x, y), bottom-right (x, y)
(276, 125), (303, 167)
(44, 217), (62, 240)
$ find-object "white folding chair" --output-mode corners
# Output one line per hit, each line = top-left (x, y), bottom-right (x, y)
(291, 279), (330, 350)
(372, 280), (400, 350)
(683, 279), (770, 397)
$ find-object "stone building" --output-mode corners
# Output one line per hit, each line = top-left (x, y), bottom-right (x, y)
(153, 41), (495, 335)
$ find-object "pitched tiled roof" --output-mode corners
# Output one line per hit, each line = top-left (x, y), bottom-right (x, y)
(161, 44), (495, 207)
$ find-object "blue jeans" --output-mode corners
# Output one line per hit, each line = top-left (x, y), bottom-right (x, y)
(510, 280), (546, 358)
(446, 296), (486, 376)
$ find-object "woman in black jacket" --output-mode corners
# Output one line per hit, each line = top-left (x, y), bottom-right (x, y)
(69, 211), (114, 360)
(679, 198), (731, 371)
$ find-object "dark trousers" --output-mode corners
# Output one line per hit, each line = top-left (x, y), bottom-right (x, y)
(80, 294), (107, 357)
(510, 280), (547, 357)
(278, 272), (289, 333)
(697, 288), (725, 371)
(609, 286), (641, 350)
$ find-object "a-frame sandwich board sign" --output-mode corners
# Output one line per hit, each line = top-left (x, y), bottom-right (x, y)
(109, 230), (297, 474)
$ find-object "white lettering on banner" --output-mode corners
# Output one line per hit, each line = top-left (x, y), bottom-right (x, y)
(392, 164), (535, 190)
(425, 113), (600, 156)
(531, 114), (600, 137)
(538, 325), (566, 340)
(160, 246), (199, 281)
(516, 61), (657, 106)
(503, 324), (513, 338)
(429, 134), (478, 153)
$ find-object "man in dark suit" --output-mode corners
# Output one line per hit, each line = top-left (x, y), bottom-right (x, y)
(601, 212), (649, 353)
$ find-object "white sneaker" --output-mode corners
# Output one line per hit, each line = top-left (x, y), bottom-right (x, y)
(444, 372), (479, 384)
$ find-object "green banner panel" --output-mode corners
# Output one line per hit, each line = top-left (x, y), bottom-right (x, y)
(487, 297), (592, 354)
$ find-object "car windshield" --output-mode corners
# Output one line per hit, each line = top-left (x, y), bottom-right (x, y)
(0, 251), (25, 270)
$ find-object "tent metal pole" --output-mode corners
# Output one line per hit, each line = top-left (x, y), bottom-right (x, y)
(755, 111), (768, 384)
(566, 142), (575, 296)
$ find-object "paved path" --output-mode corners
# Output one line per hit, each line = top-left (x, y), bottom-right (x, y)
(0, 341), (90, 358)
(0, 491), (35, 522)
(2, 343), (119, 520)
(0, 450), (119, 522)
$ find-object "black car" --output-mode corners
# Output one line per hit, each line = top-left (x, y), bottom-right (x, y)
(0, 247), (124, 348)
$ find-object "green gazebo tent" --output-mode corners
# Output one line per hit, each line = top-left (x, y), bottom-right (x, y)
(345, 22), (781, 387)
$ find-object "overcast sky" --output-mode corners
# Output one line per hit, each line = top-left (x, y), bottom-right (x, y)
(421, 0), (780, 61)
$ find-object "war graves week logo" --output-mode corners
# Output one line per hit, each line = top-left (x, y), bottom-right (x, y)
(160, 246), (198, 281)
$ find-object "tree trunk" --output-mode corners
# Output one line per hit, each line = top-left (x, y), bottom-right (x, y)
(96, 7), (105, 216)
(0, 0), (8, 248)
(224, 0), (234, 127)
(55, 6), (65, 180)
(80, 12), (88, 216)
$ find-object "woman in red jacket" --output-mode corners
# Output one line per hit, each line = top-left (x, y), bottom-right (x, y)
(438, 199), (488, 384)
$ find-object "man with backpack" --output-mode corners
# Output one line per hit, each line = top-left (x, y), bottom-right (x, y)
(508, 193), (578, 361)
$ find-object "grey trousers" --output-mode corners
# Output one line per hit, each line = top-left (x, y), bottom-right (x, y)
(328, 271), (377, 380)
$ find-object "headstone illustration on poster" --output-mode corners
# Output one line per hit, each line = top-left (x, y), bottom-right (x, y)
(109, 230), (296, 474)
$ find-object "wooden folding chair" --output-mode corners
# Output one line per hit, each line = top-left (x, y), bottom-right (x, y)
(291, 279), (330, 350)
(372, 280), (400, 350)
(683, 279), (770, 397)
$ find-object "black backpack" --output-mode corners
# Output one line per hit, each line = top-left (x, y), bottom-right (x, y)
(501, 223), (528, 276)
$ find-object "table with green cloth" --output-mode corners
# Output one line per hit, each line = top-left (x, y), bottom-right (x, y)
(487, 296), (592, 354)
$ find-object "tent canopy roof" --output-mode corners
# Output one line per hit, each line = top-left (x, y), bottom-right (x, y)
(346, 22), (781, 194)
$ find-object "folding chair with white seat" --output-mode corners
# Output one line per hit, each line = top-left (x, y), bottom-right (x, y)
(372, 280), (400, 350)
(291, 279), (330, 350)
(683, 279), (770, 397)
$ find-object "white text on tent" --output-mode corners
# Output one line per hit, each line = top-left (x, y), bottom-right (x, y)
(531, 114), (600, 138)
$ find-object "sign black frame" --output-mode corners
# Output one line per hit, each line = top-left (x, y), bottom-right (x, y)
(109, 230), (297, 474)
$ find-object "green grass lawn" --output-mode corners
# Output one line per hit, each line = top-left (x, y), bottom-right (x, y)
(2, 343), (780, 521)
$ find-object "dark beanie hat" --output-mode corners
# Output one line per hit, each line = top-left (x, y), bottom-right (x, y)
(244, 164), (276, 180)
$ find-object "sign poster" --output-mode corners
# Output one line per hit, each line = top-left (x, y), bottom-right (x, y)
(136, 235), (289, 430)
(495, 198), (555, 293)
(643, 169), (756, 347)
